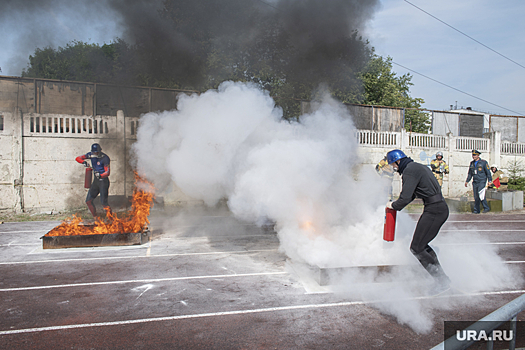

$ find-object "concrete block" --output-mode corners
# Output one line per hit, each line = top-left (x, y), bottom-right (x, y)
(445, 197), (502, 212)
(487, 190), (524, 211)
(513, 191), (524, 210)
(487, 190), (514, 211)
(445, 198), (472, 212)
(488, 199), (502, 212)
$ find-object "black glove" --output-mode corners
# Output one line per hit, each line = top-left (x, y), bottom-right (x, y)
(83, 161), (89, 167)
(94, 172), (101, 180)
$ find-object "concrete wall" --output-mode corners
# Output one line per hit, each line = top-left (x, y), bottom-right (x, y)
(1, 101), (525, 212)
(489, 115), (525, 143)
(0, 111), (21, 211)
(432, 111), (484, 137)
(301, 101), (405, 132)
(0, 107), (201, 212)
(491, 116), (517, 142)
(0, 76), (192, 119)
(0, 78), (525, 212)
(432, 111), (459, 136)
(0, 78), (36, 114)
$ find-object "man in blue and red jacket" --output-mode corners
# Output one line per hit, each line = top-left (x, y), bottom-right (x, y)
(76, 143), (111, 217)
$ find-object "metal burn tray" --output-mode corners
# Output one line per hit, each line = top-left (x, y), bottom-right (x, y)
(41, 227), (151, 249)
(313, 264), (422, 285)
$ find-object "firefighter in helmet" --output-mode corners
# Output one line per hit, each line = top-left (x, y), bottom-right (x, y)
(430, 151), (449, 187)
(386, 149), (451, 295)
(489, 165), (508, 190)
(375, 156), (395, 200)
(75, 143), (111, 217)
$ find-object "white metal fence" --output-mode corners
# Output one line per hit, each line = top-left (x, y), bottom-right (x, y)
(357, 129), (482, 151)
(455, 136), (489, 152)
(357, 130), (399, 147)
(408, 133), (446, 149)
(26, 114), (114, 138)
(501, 141), (525, 155)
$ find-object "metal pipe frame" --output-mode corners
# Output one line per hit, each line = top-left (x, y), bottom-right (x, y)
(431, 293), (525, 350)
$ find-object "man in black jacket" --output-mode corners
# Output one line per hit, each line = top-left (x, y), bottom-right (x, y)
(386, 149), (451, 294)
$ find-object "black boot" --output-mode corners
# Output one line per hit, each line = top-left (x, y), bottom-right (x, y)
(412, 248), (451, 292)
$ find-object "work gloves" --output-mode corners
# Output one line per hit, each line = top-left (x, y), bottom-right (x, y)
(386, 201), (394, 210)
(94, 172), (101, 180)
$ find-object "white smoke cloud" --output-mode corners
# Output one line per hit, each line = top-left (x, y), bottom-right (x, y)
(131, 81), (522, 333)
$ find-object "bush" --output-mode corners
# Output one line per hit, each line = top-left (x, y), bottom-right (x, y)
(507, 159), (525, 204)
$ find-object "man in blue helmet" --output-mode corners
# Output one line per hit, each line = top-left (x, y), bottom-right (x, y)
(386, 149), (451, 294)
(76, 143), (111, 218)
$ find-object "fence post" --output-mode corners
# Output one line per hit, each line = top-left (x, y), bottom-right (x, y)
(446, 132), (455, 198)
(400, 128), (408, 149)
(116, 110), (127, 199)
(12, 108), (24, 212)
(490, 131), (501, 166)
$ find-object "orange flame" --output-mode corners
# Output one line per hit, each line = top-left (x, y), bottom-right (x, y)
(45, 174), (155, 237)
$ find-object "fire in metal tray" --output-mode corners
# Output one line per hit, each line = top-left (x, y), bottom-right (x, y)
(45, 175), (154, 238)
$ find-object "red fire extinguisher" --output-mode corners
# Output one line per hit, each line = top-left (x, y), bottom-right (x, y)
(84, 166), (92, 189)
(383, 207), (397, 241)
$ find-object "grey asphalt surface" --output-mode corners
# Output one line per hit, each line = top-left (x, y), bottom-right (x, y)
(1, 207), (525, 350)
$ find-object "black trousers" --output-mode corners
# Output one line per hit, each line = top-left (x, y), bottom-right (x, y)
(410, 200), (449, 281)
(86, 177), (110, 208)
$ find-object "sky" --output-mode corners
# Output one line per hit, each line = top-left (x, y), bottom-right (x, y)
(366, 0), (525, 116)
(1, 0), (524, 116)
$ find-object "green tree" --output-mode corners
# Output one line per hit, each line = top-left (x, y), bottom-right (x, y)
(22, 40), (138, 86)
(360, 55), (429, 133)
(507, 159), (525, 201)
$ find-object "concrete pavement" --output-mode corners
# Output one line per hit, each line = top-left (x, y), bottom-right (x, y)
(1, 208), (525, 349)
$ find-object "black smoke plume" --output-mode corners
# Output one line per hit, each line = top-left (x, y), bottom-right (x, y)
(2, 0), (379, 90)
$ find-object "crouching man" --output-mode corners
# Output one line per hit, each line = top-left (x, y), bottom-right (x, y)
(386, 149), (451, 295)
(76, 143), (111, 218)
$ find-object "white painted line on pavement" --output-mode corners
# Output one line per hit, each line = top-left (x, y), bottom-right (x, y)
(0, 230), (49, 234)
(0, 243), (40, 247)
(441, 229), (525, 232)
(0, 249), (278, 265)
(0, 271), (287, 292)
(146, 236), (152, 257)
(25, 243), (151, 255)
(157, 234), (277, 239)
(445, 220), (525, 223)
(1, 289), (524, 336)
(439, 242), (525, 246)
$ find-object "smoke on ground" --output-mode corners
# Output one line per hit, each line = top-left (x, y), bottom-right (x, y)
(131, 81), (521, 333)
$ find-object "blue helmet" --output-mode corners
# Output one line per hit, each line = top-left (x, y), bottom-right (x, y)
(386, 149), (407, 164)
(91, 143), (102, 153)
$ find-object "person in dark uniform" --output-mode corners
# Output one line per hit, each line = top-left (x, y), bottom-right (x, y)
(385, 149), (451, 294)
(464, 150), (493, 214)
(76, 143), (111, 218)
